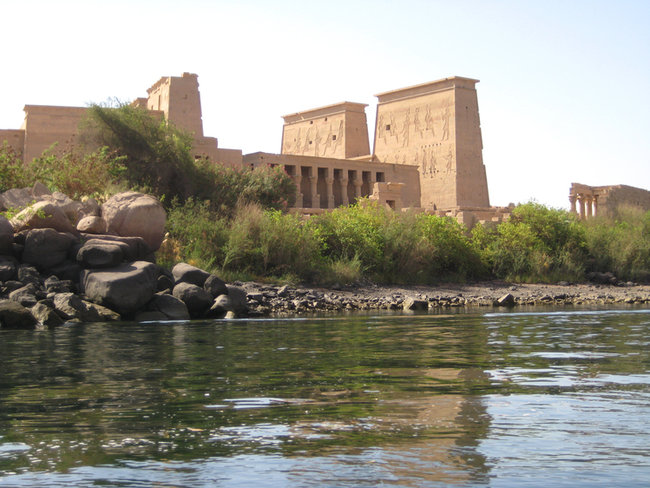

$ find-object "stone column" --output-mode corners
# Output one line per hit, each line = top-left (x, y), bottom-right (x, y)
(578, 194), (586, 219)
(309, 167), (319, 209)
(352, 170), (363, 199)
(586, 196), (593, 218)
(325, 175), (335, 209)
(569, 194), (577, 214)
(593, 195), (598, 218)
(340, 173), (349, 206)
(294, 172), (303, 208)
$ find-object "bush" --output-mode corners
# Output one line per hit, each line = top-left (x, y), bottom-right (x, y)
(0, 142), (126, 199)
(584, 208), (650, 282)
(0, 143), (32, 192)
(222, 203), (323, 279)
(310, 200), (483, 283)
(161, 198), (229, 271)
(476, 202), (588, 282)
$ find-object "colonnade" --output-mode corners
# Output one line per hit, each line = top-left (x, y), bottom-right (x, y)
(569, 193), (598, 219)
(285, 164), (385, 209)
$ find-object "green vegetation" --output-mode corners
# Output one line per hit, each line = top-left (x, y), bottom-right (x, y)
(80, 104), (295, 211)
(1, 104), (648, 285)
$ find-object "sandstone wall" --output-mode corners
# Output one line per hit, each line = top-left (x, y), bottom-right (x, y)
(373, 77), (490, 211)
(281, 102), (370, 159)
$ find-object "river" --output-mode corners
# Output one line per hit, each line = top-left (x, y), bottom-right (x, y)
(0, 307), (649, 487)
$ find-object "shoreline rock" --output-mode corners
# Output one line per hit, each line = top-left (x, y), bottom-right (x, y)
(238, 280), (650, 316)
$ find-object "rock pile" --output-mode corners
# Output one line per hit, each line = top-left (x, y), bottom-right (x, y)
(0, 184), (248, 329)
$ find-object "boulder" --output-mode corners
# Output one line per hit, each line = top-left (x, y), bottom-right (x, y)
(0, 299), (38, 329)
(145, 293), (190, 320)
(41, 192), (82, 223)
(172, 282), (212, 317)
(0, 215), (13, 255)
(204, 274), (228, 298)
(8, 283), (40, 307)
(225, 285), (249, 315)
(157, 273), (174, 292)
(0, 257), (17, 282)
(79, 197), (100, 218)
(10, 201), (76, 234)
(31, 181), (51, 199)
(0, 187), (36, 211)
(22, 228), (78, 269)
(79, 234), (151, 262)
(76, 216), (107, 234)
(402, 297), (428, 311)
(495, 293), (516, 307)
(76, 240), (125, 269)
(53, 292), (121, 322)
(205, 294), (231, 318)
(81, 261), (158, 315)
(31, 301), (65, 327)
(101, 192), (166, 251)
(17, 265), (42, 286)
(172, 262), (211, 287)
(47, 261), (82, 284)
(43, 276), (73, 294)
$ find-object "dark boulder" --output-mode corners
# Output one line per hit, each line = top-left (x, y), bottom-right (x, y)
(172, 263), (210, 287)
(76, 240), (125, 268)
(17, 265), (42, 287)
(172, 282), (212, 317)
(0, 299), (38, 329)
(204, 274), (228, 298)
(81, 261), (158, 316)
(0, 257), (17, 282)
(0, 216), (13, 255)
(22, 228), (77, 269)
(145, 293), (190, 320)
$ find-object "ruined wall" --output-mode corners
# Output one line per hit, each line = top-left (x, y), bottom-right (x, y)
(570, 183), (650, 219)
(20, 105), (87, 162)
(281, 102), (370, 159)
(373, 77), (489, 211)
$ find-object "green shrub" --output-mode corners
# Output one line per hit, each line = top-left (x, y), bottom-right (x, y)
(222, 203), (323, 279)
(161, 198), (229, 272)
(477, 202), (588, 282)
(310, 200), (483, 283)
(584, 208), (650, 281)
(0, 143), (32, 192)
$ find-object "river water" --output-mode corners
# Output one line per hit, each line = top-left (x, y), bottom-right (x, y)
(0, 307), (649, 487)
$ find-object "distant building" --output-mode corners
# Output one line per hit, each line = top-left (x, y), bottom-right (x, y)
(569, 183), (650, 219)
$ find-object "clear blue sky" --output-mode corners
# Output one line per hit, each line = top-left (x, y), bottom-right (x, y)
(1, 0), (648, 209)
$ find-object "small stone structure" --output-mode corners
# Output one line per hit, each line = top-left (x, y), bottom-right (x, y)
(569, 183), (650, 219)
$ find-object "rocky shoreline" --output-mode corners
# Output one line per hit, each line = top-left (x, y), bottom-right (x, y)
(239, 280), (650, 316)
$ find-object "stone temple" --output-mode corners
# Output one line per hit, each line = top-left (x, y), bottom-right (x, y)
(27, 72), (650, 225)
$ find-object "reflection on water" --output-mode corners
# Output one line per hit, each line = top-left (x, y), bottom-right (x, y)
(0, 308), (649, 486)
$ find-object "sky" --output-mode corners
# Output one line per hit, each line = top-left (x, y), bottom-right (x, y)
(1, 0), (649, 209)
